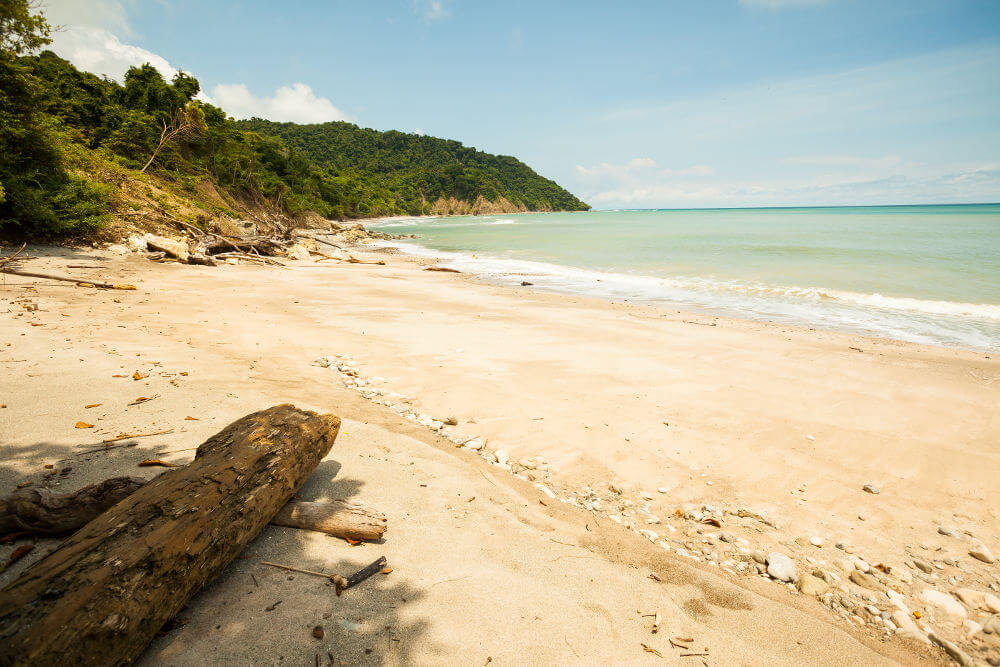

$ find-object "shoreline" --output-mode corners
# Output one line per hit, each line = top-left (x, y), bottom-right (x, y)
(3, 241), (997, 664)
(367, 232), (1000, 355)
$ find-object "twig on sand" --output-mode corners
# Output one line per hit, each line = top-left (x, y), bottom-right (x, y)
(428, 574), (471, 588)
(0, 243), (28, 267)
(101, 429), (174, 444)
(74, 429), (176, 455)
(1, 267), (135, 290)
(332, 556), (388, 596)
(261, 561), (336, 581)
(261, 556), (388, 596)
(641, 643), (664, 658)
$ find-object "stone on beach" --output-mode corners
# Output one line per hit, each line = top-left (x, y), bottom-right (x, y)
(956, 588), (1000, 613)
(766, 552), (797, 583)
(891, 610), (930, 644)
(970, 542), (996, 564)
(144, 233), (189, 261)
(796, 573), (829, 596)
(126, 234), (148, 252)
(849, 570), (882, 591)
(286, 243), (312, 261)
(862, 484), (879, 494)
(929, 632), (975, 667)
(919, 588), (967, 619)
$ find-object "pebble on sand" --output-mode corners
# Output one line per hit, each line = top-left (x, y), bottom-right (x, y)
(796, 573), (828, 596)
(862, 484), (879, 494)
(970, 543), (996, 564)
(766, 552), (797, 583)
(849, 570), (882, 591)
(919, 588), (967, 619)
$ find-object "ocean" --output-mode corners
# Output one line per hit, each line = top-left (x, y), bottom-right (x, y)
(369, 205), (1000, 351)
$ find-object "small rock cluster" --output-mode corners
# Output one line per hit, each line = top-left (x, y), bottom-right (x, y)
(313, 353), (1000, 666)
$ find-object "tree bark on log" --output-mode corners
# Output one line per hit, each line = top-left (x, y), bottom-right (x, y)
(0, 404), (339, 666)
(0, 477), (146, 535)
(271, 500), (387, 541)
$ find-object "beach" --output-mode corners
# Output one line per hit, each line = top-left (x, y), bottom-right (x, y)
(2, 243), (997, 664)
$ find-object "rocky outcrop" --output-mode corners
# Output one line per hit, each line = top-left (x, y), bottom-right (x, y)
(425, 195), (548, 216)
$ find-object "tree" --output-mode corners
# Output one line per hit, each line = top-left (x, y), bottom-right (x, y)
(0, 0), (49, 56)
(140, 100), (206, 173)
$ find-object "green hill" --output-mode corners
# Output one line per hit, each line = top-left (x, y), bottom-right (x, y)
(238, 119), (590, 218)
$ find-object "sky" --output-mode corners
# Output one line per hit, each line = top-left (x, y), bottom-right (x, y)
(39, 0), (1000, 208)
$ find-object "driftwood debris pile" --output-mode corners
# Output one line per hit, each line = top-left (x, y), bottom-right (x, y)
(0, 404), (389, 665)
(141, 219), (389, 267)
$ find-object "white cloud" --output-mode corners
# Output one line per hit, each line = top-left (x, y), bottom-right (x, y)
(211, 83), (349, 124)
(577, 41), (1000, 207)
(577, 160), (1000, 208)
(48, 25), (179, 81)
(738, 0), (830, 9)
(42, 0), (131, 34)
(40, 0), (182, 81)
(575, 158), (715, 190)
(782, 155), (913, 169)
(414, 0), (449, 21)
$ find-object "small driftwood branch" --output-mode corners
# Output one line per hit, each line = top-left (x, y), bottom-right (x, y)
(261, 556), (388, 596)
(213, 252), (285, 266)
(271, 500), (387, 541)
(0, 267), (135, 290)
(332, 556), (388, 596)
(0, 243), (28, 268)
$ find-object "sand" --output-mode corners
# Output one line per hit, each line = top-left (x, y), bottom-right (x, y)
(3, 243), (996, 664)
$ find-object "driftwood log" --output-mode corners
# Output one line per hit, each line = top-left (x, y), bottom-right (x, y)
(0, 266), (136, 290)
(271, 500), (386, 541)
(0, 477), (145, 535)
(0, 404), (339, 666)
(1, 484), (387, 542)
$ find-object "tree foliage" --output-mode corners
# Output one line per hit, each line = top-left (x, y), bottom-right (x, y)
(0, 1), (109, 237)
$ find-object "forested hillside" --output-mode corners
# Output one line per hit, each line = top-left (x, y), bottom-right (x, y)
(239, 120), (590, 217)
(0, 2), (587, 239)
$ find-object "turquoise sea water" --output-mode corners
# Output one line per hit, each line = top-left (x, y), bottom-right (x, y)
(370, 205), (1000, 350)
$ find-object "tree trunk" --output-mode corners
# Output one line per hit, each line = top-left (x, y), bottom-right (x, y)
(0, 477), (145, 535)
(0, 404), (339, 666)
(272, 500), (386, 541)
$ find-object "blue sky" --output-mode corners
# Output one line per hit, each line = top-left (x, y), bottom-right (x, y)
(42, 0), (1000, 208)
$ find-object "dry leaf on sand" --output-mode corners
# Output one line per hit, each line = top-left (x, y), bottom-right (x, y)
(138, 459), (178, 468)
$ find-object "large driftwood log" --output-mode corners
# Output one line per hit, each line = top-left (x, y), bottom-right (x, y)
(0, 404), (339, 666)
(1, 485), (387, 541)
(0, 477), (145, 535)
(272, 500), (387, 541)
